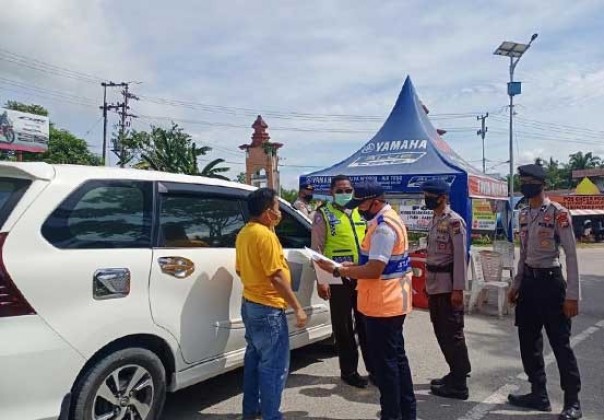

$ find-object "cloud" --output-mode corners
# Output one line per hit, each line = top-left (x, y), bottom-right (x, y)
(1, 0), (604, 188)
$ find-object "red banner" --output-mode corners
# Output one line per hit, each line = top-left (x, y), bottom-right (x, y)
(549, 195), (604, 210)
(468, 175), (508, 199)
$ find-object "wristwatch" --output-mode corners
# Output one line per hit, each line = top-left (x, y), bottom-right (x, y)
(332, 267), (342, 278)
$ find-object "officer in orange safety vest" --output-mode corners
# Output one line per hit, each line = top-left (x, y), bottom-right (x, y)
(317, 180), (416, 420)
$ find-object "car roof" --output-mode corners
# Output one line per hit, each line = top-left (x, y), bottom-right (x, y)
(0, 162), (256, 192)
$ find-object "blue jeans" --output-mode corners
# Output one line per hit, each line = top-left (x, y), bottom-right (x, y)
(241, 299), (290, 420)
(365, 315), (416, 420)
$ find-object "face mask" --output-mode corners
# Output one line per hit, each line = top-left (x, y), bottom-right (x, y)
(334, 193), (353, 207)
(267, 208), (282, 227)
(520, 184), (543, 198)
(424, 196), (440, 210)
(304, 194), (313, 202)
(358, 202), (377, 221)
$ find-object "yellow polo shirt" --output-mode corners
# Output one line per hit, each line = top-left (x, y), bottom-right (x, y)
(235, 222), (291, 309)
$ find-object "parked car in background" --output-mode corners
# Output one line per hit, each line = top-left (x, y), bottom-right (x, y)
(0, 162), (331, 420)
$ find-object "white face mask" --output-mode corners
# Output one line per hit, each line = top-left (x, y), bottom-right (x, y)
(267, 208), (282, 228)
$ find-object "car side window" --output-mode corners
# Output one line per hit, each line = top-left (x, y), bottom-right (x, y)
(274, 207), (311, 249)
(158, 193), (246, 248)
(42, 180), (153, 249)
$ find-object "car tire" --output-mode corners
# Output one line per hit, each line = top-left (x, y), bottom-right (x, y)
(71, 348), (166, 420)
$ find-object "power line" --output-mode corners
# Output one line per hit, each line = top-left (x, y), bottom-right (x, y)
(0, 47), (103, 83)
(0, 76), (97, 106)
(490, 114), (604, 138)
(81, 117), (103, 138)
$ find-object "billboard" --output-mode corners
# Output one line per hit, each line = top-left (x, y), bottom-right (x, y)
(472, 199), (497, 231)
(0, 108), (50, 153)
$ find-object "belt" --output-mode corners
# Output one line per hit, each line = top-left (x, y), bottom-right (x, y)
(524, 264), (561, 276)
(426, 263), (454, 273)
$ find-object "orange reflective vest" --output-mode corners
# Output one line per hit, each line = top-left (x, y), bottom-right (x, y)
(357, 208), (412, 318)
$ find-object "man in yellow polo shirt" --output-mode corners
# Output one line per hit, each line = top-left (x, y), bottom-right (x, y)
(236, 187), (308, 420)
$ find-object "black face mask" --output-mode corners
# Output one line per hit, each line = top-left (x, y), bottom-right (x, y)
(304, 194), (313, 202)
(424, 196), (440, 210)
(520, 184), (543, 198)
(358, 202), (377, 221)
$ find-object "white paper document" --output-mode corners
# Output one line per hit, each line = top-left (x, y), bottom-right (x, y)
(303, 247), (343, 285)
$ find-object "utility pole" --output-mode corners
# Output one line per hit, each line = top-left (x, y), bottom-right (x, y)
(100, 82), (108, 166)
(476, 113), (489, 173)
(104, 82), (138, 168)
(100, 81), (133, 166)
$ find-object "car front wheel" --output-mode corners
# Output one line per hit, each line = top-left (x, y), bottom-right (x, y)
(71, 348), (166, 420)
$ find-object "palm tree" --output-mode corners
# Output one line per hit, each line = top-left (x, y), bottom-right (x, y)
(566, 151), (601, 188)
(200, 158), (230, 180)
(568, 151), (601, 171)
(126, 124), (230, 178)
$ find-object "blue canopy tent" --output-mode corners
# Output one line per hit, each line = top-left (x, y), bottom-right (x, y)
(300, 76), (508, 233)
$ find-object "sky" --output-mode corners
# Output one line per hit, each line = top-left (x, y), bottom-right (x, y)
(1, 0), (604, 189)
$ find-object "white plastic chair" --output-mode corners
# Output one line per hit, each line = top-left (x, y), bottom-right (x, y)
(493, 240), (515, 281)
(468, 250), (509, 318)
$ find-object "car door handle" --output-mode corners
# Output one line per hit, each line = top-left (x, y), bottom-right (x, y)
(93, 268), (130, 300)
(158, 257), (195, 279)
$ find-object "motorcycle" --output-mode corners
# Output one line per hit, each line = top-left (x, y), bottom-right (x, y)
(1, 124), (15, 143)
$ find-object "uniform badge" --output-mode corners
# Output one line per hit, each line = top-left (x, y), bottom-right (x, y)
(438, 242), (447, 250)
(556, 212), (570, 228)
(543, 214), (552, 223)
(519, 212), (528, 224)
(438, 220), (449, 232)
(540, 239), (552, 248)
(538, 230), (552, 238)
(450, 220), (461, 235)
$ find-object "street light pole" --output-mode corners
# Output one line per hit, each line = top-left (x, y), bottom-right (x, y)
(509, 56), (515, 212)
(494, 33), (538, 242)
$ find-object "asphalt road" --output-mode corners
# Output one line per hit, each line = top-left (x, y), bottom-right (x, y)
(162, 248), (604, 420)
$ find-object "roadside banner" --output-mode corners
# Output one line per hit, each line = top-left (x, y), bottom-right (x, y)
(472, 198), (496, 231)
(0, 108), (50, 153)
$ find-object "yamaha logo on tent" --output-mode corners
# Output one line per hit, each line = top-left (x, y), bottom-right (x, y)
(361, 143), (376, 153)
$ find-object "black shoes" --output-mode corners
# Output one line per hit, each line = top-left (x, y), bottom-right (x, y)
(368, 374), (378, 387)
(559, 402), (582, 419)
(430, 376), (469, 401)
(430, 373), (451, 387)
(341, 372), (369, 388)
(508, 391), (552, 412)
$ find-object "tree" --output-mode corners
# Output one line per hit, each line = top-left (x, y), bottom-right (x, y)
(234, 172), (247, 184)
(568, 151), (601, 171)
(534, 157), (570, 190)
(4, 101), (49, 116)
(200, 158), (230, 180)
(280, 188), (298, 203)
(2, 101), (100, 165)
(505, 174), (520, 194)
(122, 123), (230, 178)
(24, 126), (101, 165)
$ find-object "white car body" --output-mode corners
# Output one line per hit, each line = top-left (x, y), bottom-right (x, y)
(0, 162), (331, 420)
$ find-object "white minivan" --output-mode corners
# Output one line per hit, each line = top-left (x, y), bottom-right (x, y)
(0, 162), (331, 420)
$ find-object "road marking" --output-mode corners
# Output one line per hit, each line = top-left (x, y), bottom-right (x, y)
(458, 320), (604, 420)
(457, 384), (519, 420)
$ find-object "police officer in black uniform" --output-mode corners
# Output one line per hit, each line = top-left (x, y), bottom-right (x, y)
(508, 164), (582, 420)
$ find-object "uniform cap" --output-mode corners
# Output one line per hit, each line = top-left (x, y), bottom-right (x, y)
(345, 180), (384, 209)
(300, 183), (314, 191)
(421, 179), (451, 195)
(518, 164), (546, 182)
